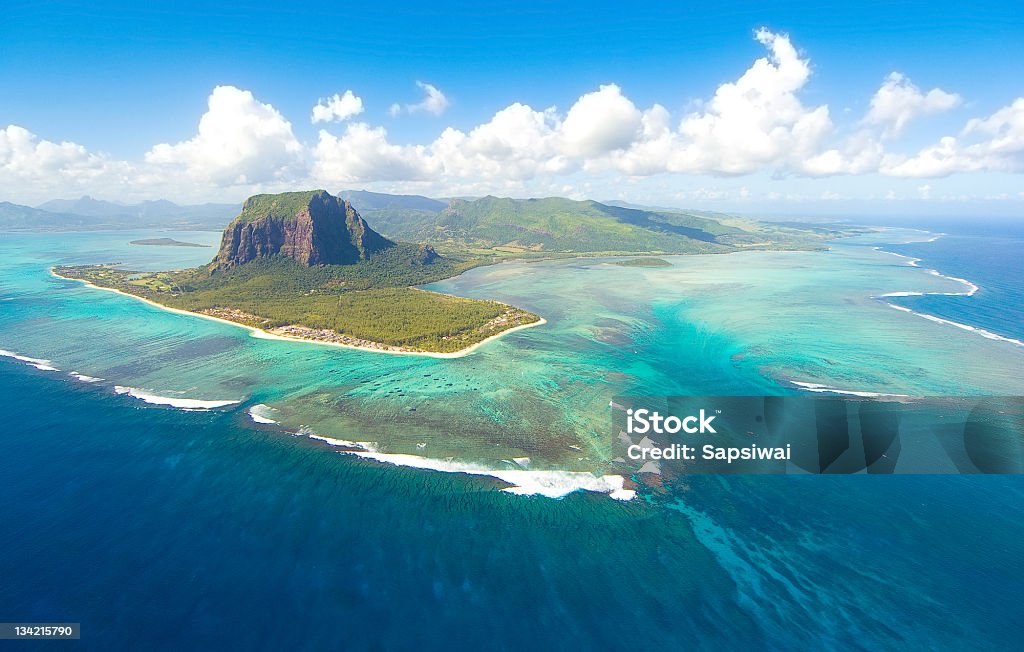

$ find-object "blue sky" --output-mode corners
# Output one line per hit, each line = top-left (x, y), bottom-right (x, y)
(2, 0), (1023, 215)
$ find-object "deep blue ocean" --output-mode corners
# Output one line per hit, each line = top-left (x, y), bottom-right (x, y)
(883, 220), (1024, 342)
(2, 222), (1023, 650)
(3, 364), (1023, 650)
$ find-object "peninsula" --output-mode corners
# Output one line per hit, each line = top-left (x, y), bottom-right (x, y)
(53, 189), (852, 354)
(56, 190), (540, 355)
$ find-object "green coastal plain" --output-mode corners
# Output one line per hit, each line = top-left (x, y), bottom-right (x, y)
(57, 257), (536, 353)
(54, 189), (853, 354)
(611, 257), (673, 267)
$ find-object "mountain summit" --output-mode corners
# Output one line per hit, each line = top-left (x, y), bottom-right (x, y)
(214, 190), (394, 268)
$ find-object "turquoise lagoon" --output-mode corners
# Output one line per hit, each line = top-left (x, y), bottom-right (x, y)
(2, 227), (1022, 477)
(2, 226), (1023, 648)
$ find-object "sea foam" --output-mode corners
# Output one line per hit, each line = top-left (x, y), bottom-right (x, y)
(883, 304), (1024, 347)
(247, 404), (280, 424)
(304, 431), (635, 501)
(70, 371), (103, 383)
(876, 246), (978, 297)
(114, 386), (241, 410)
(870, 243), (1020, 345)
(0, 349), (59, 371)
(790, 381), (908, 398)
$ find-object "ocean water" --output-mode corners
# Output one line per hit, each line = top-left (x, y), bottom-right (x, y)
(881, 222), (1024, 344)
(1, 226), (1023, 648)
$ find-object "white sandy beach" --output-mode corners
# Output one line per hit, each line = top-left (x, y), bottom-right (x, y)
(52, 268), (546, 358)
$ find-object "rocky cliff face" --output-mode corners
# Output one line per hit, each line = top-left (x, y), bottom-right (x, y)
(413, 243), (440, 265)
(213, 190), (394, 268)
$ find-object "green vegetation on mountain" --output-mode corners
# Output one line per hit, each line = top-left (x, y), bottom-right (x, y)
(232, 191), (329, 224)
(50, 189), (861, 353)
(355, 195), (839, 256)
(56, 191), (540, 354)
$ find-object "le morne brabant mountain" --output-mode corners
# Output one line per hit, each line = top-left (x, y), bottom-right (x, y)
(54, 190), (538, 354)
(48, 188), (848, 354)
(214, 191), (399, 267)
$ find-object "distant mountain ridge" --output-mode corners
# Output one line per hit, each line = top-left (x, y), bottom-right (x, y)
(0, 202), (101, 229)
(37, 196), (239, 222)
(338, 189), (446, 213)
(7, 191), (837, 255)
(357, 194), (750, 253)
(1, 196), (239, 231)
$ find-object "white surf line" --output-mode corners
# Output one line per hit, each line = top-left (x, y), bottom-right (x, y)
(790, 381), (909, 398)
(303, 430), (635, 501)
(114, 386), (241, 410)
(868, 241), (1022, 346)
(872, 247), (922, 268)
(921, 268), (979, 297)
(871, 242), (977, 297)
(885, 304), (1024, 347)
(0, 348), (60, 371)
(52, 268), (546, 359)
(247, 403), (280, 424)
(69, 371), (103, 383)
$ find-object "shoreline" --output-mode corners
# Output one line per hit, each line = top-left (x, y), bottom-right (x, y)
(51, 268), (546, 359)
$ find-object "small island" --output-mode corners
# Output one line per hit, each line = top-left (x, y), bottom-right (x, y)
(57, 190), (541, 355)
(611, 257), (672, 267)
(129, 238), (211, 247)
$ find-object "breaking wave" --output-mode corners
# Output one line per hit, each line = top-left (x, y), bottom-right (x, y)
(299, 427), (635, 501)
(872, 240), (1019, 346)
(247, 404), (280, 424)
(114, 386), (241, 410)
(0, 348), (59, 371)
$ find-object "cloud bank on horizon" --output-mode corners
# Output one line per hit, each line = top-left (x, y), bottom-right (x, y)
(2, 28), (1022, 206)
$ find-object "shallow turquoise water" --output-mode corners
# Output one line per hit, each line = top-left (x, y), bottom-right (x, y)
(1, 227), (1022, 648)
(2, 229), (1022, 471)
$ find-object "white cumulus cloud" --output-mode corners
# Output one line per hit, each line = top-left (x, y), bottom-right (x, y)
(390, 82), (450, 117)
(311, 90), (364, 123)
(670, 28), (832, 174)
(799, 131), (886, 176)
(864, 72), (961, 138)
(314, 29), (838, 186)
(0, 125), (113, 180)
(4, 32), (1024, 206)
(612, 28), (833, 176)
(0, 125), (130, 201)
(881, 98), (1024, 177)
(312, 123), (434, 183)
(560, 84), (642, 157)
(145, 85), (303, 185)
(430, 103), (567, 180)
